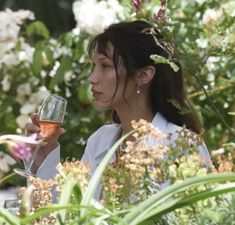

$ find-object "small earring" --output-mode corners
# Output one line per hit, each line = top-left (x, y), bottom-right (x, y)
(137, 87), (141, 94)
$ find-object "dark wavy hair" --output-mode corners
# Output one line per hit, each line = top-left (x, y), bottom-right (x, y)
(89, 20), (201, 134)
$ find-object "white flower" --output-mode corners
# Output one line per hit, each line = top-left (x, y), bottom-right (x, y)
(29, 88), (50, 105)
(16, 114), (30, 129)
(64, 70), (75, 84)
(18, 41), (34, 63)
(0, 52), (18, 68)
(1, 75), (11, 92)
(196, 0), (206, 5)
(20, 102), (37, 115)
(0, 9), (34, 43)
(17, 82), (32, 97)
(72, 0), (123, 36)
(0, 152), (16, 173)
(206, 56), (220, 70)
(202, 8), (222, 26)
(196, 38), (208, 49)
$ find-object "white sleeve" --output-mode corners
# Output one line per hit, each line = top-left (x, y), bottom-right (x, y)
(35, 145), (60, 180)
(81, 147), (91, 164)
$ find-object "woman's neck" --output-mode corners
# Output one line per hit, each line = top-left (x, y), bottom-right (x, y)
(116, 107), (154, 135)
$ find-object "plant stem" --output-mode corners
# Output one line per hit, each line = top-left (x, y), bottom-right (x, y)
(0, 172), (16, 186)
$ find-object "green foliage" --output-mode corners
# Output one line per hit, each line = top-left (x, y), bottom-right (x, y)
(0, 0), (234, 224)
(26, 21), (50, 38)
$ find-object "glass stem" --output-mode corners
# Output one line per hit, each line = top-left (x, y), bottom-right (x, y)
(27, 144), (41, 173)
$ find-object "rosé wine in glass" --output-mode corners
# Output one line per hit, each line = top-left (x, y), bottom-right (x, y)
(14, 94), (67, 178)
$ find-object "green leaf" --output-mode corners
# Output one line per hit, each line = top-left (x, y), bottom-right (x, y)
(121, 173), (235, 225)
(0, 172), (16, 186)
(63, 32), (74, 47)
(50, 57), (72, 89)
(20, 204), (82, 224)
(73, 183), (83, 204)
(26, 21), (50, 38)
(20, 185), (34, 217)
(78, 81), (92, 104)
(139, 182), (235, 224)
(44, 47), (54, 65)
(0, 208), (20, 225)
(32, 47), (43, 75)
(150, 54), (179, 72)
(55, 178), (75, 225)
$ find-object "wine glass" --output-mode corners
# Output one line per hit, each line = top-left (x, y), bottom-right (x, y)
(14, 94), (67, 178)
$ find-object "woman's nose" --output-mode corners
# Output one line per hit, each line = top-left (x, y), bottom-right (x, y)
(88, 73), (95, 84)
(88, 69), (98, 84)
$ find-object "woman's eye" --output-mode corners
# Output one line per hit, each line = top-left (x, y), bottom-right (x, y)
(101, 64), (112, 69)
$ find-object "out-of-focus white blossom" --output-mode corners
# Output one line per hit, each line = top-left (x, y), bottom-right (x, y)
(64, 71), (76, 85)
(16, 114), (30, 129)
(202, 8), (222, 27)
(0, 52), (18, 68)
(196, 0), (206, 5)
(0, 152), (16, 173)
(49, 61), (60, 77)
(16, 82), (32, 102)
(1, 74), (11, 92)
(54, 46), (72, 59)
(48, 38), (72, 59)
(0, 9), (35, 70)
(72, 0), (124, 36)
(72, 27), (80, 36)
(17, 41), (34, 63)
(196, 38), (208, 49)
(16, 85), (50, 128)
(206, 56), (220, 71)
(29, 88), (50, 105)
(0, 8), (34, 44)
(20, 103), (37, 115)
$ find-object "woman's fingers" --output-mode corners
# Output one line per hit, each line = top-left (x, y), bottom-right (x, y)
(25, 122), (40, 135)
(31, 113), (39, 124)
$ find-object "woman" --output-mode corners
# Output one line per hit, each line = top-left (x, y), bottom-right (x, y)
(25, 20), (211, 199)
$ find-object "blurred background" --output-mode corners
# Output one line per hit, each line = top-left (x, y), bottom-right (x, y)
(0, 0), (76, 35)
(0, 0), (234, 188)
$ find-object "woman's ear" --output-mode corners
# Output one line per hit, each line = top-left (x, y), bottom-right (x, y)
(136, 66), (156, 85)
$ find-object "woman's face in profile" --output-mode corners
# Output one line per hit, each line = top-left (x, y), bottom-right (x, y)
(88, 44), (137, 111)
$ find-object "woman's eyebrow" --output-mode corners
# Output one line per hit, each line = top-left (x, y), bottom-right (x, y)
(93, 56), (112, 62)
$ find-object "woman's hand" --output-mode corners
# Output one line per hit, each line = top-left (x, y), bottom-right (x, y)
(25, 113), (64, 173)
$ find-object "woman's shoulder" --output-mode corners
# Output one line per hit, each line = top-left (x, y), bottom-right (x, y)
(152, 112), (182, 135)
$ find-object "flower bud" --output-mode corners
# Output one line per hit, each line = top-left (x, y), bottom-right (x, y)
(132, 0), (141, 11)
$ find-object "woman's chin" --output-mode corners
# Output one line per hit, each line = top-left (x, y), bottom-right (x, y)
(93, 102), (110, 111)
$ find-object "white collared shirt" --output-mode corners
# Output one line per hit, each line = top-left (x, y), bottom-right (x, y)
(35, 112), (211, 200)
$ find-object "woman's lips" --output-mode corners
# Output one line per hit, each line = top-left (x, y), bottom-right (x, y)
(91, 89), (101, 98)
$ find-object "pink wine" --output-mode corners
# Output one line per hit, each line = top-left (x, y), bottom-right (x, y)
(38, 120), (61, 137)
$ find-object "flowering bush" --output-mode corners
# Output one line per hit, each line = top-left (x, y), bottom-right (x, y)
(0, 0), (234, 182)
(0, 0), (234, 224)
(1, 120), (234, 225)
(72, 0), (124, 36)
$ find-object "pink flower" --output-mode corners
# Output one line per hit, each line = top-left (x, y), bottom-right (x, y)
(132, 0), (141, 11)
(10, 141), (32, 161)
(0, 134), (38, 161)
(154, 8), (167, 22)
